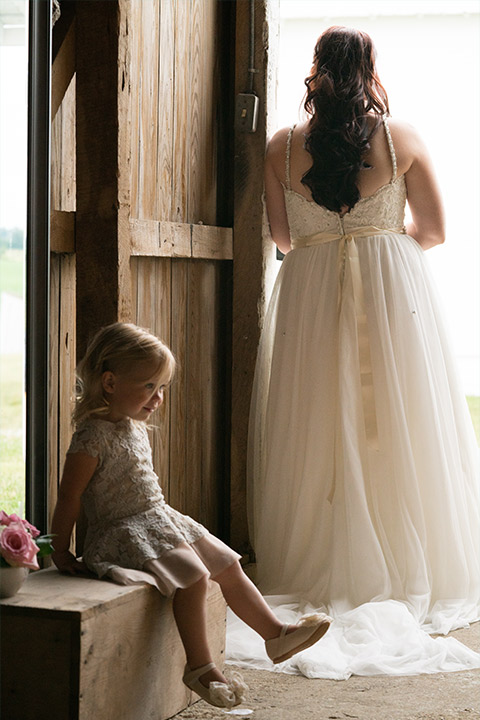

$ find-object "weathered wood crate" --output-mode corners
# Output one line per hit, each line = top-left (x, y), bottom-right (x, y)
(0, 567), (226, 720)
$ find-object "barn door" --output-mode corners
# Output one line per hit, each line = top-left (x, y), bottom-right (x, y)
(127, 0), (234, 538)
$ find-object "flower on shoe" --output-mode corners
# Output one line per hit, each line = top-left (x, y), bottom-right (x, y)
(0, 510), (54, 570)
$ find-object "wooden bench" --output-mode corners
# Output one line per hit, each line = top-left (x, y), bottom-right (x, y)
(0, 567), (226, 720)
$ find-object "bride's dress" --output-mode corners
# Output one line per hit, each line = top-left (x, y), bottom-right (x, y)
(227, 119), (480, 678)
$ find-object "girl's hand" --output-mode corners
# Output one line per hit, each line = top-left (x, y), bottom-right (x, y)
(51, 451), (98, 577)
(52, 549), (90, 576)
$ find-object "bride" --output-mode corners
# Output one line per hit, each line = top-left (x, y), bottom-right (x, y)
(228, 26), (480, 679)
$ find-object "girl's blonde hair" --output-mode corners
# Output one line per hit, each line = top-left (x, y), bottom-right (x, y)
(73, 323), (176, 425)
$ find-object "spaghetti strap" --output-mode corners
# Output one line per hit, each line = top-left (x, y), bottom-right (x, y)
(285, 126), (295, 190)
(382, 116), (397, 182)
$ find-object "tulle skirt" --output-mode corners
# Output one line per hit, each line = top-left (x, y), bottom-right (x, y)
(229, 231), (480, 678)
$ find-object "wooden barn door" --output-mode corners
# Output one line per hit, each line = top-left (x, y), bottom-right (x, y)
(127, 0), (234, 539)
(48, 0), (277, 552)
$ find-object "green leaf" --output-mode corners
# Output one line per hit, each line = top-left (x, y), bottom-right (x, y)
(36, 535), (55, 558)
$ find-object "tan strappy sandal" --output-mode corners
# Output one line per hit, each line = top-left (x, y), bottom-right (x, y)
(265, 612), (332, 664)
(182, 662), (248, 708)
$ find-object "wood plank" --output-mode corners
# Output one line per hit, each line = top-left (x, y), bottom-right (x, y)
(130, 219), (232, 259)
(138, 0), (160, 219)
(133, 256), (156, 331)
(156, 220), (191, 257)
(58, 255), (76, 520)
(130, 218), (191, 257)
(132, 257), (171, 500)
(231, 0), (279, 549)
(51, 101), (62, 212)
(51, 75), (76, 214)
(186, 261), (220, 532)
(128, 0), (142, 219)
(156, 0), (175, 221)
(192, 223), (232, 259)
(150, 259), (172, 500)
(130, 256), (139, 319)
(184, 263), (202, 522)
(169, 260), (188, 512)
(49, 257), (60, 531)
(171, 0), (191, 222)
(187, 0), (202, 222)
(52, 17), (75, 119)
(197, 0), (218, 226)
(60, 74), (76, 212)
(75, 1), (131, 356)
(50, 211), (75, 253)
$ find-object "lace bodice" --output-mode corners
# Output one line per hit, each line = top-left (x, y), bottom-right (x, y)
(69, 418), (165, 525)
(284, 118), (407, 239)
(67, 418), (206, 576)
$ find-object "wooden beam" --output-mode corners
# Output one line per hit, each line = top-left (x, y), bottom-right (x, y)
(130, 219), (233, 260)
(75, 1), (132, 357)
(230, 0), (279, 551)
(52, 17), (75, 119)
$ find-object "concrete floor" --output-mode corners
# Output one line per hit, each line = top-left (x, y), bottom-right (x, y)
(174, 623), (480, 720)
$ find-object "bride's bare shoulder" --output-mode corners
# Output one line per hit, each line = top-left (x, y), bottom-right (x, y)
(387, 117), (425, 152)
(386, 117), (430, 172)
(266, 127), (291, 156)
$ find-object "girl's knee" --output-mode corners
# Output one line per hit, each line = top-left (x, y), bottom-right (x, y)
(178, 572), (209, 597)
(212, 560), (243, 584)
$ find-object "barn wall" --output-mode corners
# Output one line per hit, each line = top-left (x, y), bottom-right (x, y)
(49, 0), (235, 541)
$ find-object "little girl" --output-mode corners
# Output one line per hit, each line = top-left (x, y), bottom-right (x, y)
(51, 323), (331, 708)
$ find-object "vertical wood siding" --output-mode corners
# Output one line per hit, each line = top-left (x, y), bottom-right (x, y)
(50, 28), (77, 527)
(51, 74), (76, 213)
(129, 0), (229, 536)
(49, 0), (232, 544)
(130, 0), (217, 225)
(49, 254), (76, 527)
(131, 257), (227, 536)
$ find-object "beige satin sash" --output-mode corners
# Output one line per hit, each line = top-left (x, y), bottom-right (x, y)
(292, 225), (405, 449)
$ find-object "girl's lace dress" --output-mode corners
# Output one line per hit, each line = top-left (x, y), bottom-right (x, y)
(69, 417), (239, 596)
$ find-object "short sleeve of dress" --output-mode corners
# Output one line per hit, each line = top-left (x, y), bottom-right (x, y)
(67, 423), (102, 459)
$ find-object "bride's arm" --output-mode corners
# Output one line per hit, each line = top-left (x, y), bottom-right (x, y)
(400, 123), (445, 250)
(264, 131), (292, 255)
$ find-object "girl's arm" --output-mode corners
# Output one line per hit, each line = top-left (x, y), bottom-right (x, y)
(402, 124), (445, 250)
(51, 452), (98, 575)
(265, 131), (292, 254)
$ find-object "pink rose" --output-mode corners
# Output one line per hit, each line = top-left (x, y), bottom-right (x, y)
(0, 523), (40, 569)
(0, 511), (40, 538)
(21, 519), (41, 538)
(0, 510), (20, 525)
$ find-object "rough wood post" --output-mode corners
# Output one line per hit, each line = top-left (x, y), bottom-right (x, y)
(231, 0), (279, 551)
(75, 0), (131, 358)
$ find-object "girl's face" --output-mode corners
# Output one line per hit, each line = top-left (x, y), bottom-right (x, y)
(101, 358), (170, 423)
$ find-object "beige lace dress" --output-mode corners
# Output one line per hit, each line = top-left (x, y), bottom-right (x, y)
(69, 417), (239, 596)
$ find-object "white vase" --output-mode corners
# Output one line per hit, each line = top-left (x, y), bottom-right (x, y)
(0, 566), (28, 598)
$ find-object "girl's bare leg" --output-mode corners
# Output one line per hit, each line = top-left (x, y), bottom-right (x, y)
(173, 574), (227, 685)
(213, 561), (285, 640)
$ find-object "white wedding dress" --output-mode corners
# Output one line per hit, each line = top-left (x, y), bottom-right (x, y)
(227, 119), (480, 678)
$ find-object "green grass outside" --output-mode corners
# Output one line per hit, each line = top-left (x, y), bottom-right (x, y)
(0, 354), (25, 515)
(0, 249), (24, 298)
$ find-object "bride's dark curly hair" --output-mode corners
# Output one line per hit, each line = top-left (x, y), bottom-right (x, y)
(302, 27), (390, 213)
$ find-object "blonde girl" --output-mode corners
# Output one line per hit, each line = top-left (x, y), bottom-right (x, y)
(51, 323), (331, 709)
